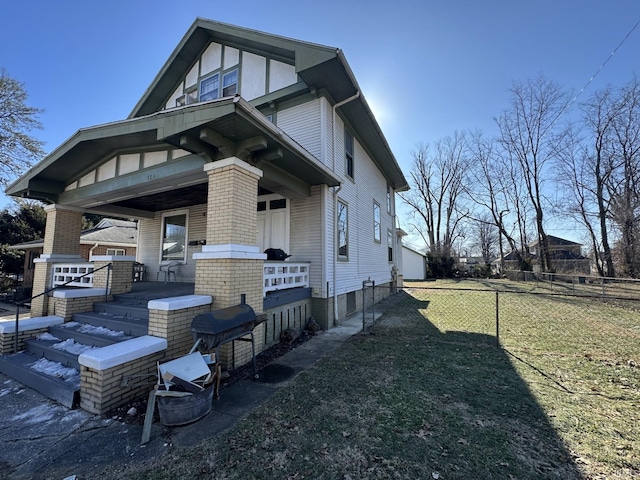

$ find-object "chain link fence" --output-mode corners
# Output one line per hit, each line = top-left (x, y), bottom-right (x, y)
(366, 280), (640, 367)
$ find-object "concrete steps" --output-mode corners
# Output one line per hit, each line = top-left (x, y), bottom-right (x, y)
(0, 292), (156, 409)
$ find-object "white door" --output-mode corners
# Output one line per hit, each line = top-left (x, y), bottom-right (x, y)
(256, 194), (290, 254)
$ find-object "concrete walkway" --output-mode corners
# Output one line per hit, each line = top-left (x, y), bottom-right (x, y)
(0, 315), (365, 480)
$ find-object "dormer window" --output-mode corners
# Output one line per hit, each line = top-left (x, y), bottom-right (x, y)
(200, 73), (220, 101)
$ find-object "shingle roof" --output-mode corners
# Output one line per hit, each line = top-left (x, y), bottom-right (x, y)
(8, 219), (138, 250)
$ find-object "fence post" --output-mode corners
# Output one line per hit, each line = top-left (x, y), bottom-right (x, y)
(495, 291), (500, 348)
(362, 278), (374, 332)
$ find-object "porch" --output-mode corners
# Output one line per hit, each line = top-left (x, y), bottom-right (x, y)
(50, 260), (311, 300)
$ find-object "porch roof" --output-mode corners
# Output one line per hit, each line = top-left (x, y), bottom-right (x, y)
(6, 97), (341, 218)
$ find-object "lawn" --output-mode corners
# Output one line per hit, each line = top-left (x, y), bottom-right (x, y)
(109, 279), (639, 479)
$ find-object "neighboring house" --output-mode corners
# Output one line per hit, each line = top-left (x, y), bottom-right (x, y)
(8, 218), (138, 289)
(401, 246), (426, 280)
(5, 18), (409, 328)
(494, 235), (590, 275)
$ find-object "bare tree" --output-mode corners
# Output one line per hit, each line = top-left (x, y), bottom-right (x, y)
(400, 132), (470, 258)
(607, 77), (640, 277)
(0, 71), (44, 188)
(496, 75), (570, 272)
(471, 213), (498, 264)
(467, 132), (529, 270)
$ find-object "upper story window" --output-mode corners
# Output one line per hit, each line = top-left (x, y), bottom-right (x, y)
(387, 185), (392, 213)
(344, 128), (354, 180)
(373, 201), (381, 243)
(200, 74), (219, 101)
(222, 70), (238, 96)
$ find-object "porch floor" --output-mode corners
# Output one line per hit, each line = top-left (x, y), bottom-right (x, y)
(125, 281), (195, 301)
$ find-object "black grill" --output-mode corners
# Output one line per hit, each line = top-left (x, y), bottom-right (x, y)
(191, 296), (265, 378)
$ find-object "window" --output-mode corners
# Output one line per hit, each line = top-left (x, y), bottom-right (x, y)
(337, 200), (348, 259)
(387, 229), (394, 262)
(106, 248), (125, 256)
(344, 128), (354, 179)
(200, 74), (219, 101)
(222, 69), (238, 96)
(373, 201), (381, 243)
(387, 185), (392, 213)
(161, 212), (188, 262)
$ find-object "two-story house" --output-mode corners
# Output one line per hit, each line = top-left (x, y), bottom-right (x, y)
(2, 18), (408, 412)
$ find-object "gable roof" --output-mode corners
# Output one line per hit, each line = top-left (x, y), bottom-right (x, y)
(528, 235), (582, 247)
(131, 18), (408, 191)
(5, 18), (408, 211)
(8, 219), (138, 250)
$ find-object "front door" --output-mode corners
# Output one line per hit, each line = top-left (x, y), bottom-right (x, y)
(256, 194), (289, 254)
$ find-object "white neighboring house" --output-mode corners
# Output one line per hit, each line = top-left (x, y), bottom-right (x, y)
(6, 18), (409, 328)
(401, 246), (427, 280)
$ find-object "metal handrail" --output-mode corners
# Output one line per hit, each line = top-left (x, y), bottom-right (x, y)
(12, 262), (113, 353)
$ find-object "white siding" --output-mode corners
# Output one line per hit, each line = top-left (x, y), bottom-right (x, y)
(289, 186), (325, 295)
(137, 204), (207, 282)
(277, 99), (322, 159)
(401, 246), (426, 280)
(329, 115), (396, 296)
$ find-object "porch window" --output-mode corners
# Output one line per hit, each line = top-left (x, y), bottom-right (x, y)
(200, 73), (219, 101)
(344, 128), (354, 180)
(161, 212), (188, 263)
(222, 69), (238, 96)
(337, 200), (348, 260)
(387, 229), (393, 262)
(373, 201), (381, 243)
(106, 248), (125, 256)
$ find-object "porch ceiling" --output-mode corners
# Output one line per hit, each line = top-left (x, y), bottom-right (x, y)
(6, 97), (340, 216)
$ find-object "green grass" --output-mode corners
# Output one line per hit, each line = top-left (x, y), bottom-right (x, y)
(107, 280), (639, 479)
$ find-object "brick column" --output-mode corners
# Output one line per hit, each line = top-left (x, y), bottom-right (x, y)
(194, 158), (266, 311)
(193, 158), (266, 370)
(30, 205), (83, 317)
(91, 256), (136, 298)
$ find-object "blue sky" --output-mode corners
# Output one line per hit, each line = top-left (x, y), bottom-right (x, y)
(1, 0), (639, 246)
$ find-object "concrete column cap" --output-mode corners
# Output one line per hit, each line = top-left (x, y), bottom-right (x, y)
(203, 157), (263, 178)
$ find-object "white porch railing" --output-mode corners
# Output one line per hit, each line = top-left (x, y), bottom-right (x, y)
(263, 262), (310, 295)
(51, 263), (94, 288)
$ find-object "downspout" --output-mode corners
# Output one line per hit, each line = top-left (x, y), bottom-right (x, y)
(89, 243), (100, 257)
(331, 91), (360, 325)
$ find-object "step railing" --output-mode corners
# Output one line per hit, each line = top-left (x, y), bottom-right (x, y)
(11, 263), (112, 353)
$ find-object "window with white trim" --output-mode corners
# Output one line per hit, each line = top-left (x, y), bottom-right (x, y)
(387, 229), (393, 262)
(387, 184), (392, 213)
(222, 69), (238, 96)
(344, 128), (354, 179)
(199, 74), (219, 101)
(106, 248), (125, 256)
(373, 201), (381, 243)
(337, 200), (348, 260)
(161, 211), (188, 263)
